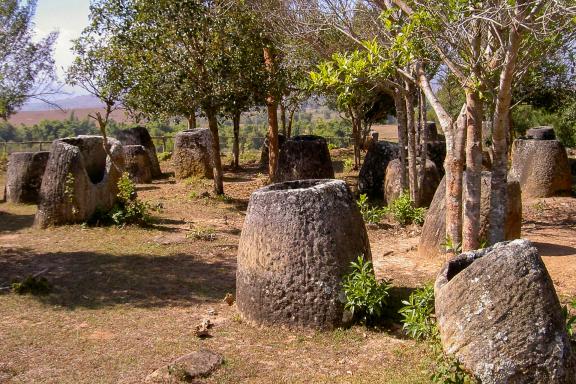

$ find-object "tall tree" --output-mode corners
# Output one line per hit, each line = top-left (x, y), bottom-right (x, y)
(0, 0), (57, 120)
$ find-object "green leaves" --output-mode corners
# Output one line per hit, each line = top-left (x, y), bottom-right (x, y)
(342, 256), (391, 325)
(398, 284), (437, 340)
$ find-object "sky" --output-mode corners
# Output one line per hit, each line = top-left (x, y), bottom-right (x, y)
(33, 0), (91, 95)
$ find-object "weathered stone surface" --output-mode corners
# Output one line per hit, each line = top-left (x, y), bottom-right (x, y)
(123, 145), (152, 184)
(236, 179), (371, 330)
(419, 172), (522, 258)
(526, 126), (556, 140)
(426, 141), (446, 175)
(260, 134), (286, 167)
(510, 139), (572, 198)
(435, 240), (575, 383)
(276, 135), (334, 182)
(5, 151), (50, 204)
(384, 158), (440, 207)
(35, 136), (124, 227)
(172, 129), (214, 180)
(145, 349), (223, 383)
(358, 141), (399, 197)
(115, 126), (161, 178)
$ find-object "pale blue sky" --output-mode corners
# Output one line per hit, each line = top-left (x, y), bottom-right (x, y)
(34, 0), (91, 78)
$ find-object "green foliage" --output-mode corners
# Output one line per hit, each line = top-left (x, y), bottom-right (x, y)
(342, 256), (391, 325)
(399, 285), (477, 383)
(91, 173), (151, 226)
(442, 236), (462, 254)
(562, 298), (576, 337)
(12, 275), (52, 295)
(157, 151), (172, 161)
(0, 0), (57, 119)
(356, 194), (387, 224)
(387, 192), (427, 226)
(343, 158), (355, 172)
(399, 284), (437, 340)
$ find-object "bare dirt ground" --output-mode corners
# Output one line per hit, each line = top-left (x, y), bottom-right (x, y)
(0, 152), (575, 383)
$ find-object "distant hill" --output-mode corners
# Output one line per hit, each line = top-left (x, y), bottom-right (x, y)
(20, 95), (103, 112)
(9, 107), (132, 126)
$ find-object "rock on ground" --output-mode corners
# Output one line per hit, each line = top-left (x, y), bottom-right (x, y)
(435, 239), (575, 383)
(115, 126), (162, 178)
(510, 139), (572, 198)
(124, 145), (153, 184)
(384, 158), (440, 207)
(236, 179), (370, 330)
(5, 151), (50, 204)
(145, 349), (223, 383)
(172, 129), (214, 180)
(358, 141), (399, 197)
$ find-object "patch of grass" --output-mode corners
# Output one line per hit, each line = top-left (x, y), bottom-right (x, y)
(187, 225), (217, 241)
(11, 275), (52, 295)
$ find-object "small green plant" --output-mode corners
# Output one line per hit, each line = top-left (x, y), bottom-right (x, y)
(386, 191), (426, 226)
(562, 298), (576, 337)
(343, 158), (354, 172)
(157, 151), (172, 161)
(431, 354), (475, 384)
(11, 276), (52, 295)
(328, 143), (338, 150)
(399, 284), (437, 341)
(342, 256), (391, 325)
(212, 193), (233, 203)
(442, 236), (462, 254)
(357, 194), (387, 224)
(64, 172), (79, 215)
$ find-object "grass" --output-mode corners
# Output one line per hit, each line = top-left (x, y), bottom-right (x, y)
(0, 162), (437, 383)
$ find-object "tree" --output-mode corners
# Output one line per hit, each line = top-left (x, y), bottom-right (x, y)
(0, 0), (58, 120)
(87, 0), (270, 194)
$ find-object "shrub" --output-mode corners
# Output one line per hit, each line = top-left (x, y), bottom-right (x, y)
(387, 191), (426, 226)
(157, 151), (172, 161)
(12, 275), (52, 295)
(90, 173), (151, 226)
(343, 158), (354, 172)
(399, 284), (437, 340)
(562, 298), (576, 337)
(356, 194), (387, 224)
(342, 256), (390, 325)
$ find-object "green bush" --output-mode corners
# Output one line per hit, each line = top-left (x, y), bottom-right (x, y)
(342, 256), (391, 325)
(562, 298), (576, 337)
(12, 276), (52, 295)
(90, 173), (151, 226)
(399, 284), (437, 340)
(387, 191), (426, 226)
(356, 194), (387, 224)
(157, 151), (172, 161)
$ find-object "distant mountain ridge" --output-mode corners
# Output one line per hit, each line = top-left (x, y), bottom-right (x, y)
(21, 95), (104, 112)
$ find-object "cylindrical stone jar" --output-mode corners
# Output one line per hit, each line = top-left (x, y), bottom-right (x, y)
(5, 151), (50, 204)
(236, 179), (371, 330)
(276, 135), (334, 182)
(172, 128), (214, 180)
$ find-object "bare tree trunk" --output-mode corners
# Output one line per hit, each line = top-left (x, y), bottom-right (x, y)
(417, 89), (428, 206)
(462, 89), (483, 251)
(489, 30), (521, 245)
(187, 114), (196, 130)
(232, 111), (241, 170)
(405, 83), (418, 205)
(394, 89), (408, 191)
(287, 109), (295, 138)
(264, 47), (279, 182)
(349, 107), (361, 170)
(206, 109), (224, 195)
(280, 103), (287, 136)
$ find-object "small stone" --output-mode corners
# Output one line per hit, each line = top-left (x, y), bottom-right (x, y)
(145, 349), (223, 383)
(194, 318), (212, 338)
(223, 293), (235, 306)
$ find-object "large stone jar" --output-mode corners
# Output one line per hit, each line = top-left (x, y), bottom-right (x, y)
(5, 151), (50, 204)
(115, 126), (162, 178)
(236, 179), (371, 330)
(276, 135), (334, 182)
(35, 136), (124, 227)
(172, 128), (214, 180)
(435, 240), (575, 383)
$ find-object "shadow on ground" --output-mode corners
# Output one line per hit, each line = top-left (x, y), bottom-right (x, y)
(0, 247), (236, 310)
(0, 210), (35, 233)
(533, 241), (576, 257)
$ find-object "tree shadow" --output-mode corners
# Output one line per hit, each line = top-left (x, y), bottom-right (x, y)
(0, 210), (35, 233)
(0, 247), (236, 310)
(532, 241), (576, 257)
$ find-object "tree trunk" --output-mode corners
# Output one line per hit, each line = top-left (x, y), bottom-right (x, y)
(417, 89), (428, 206)
(206, 109), (224, 195)
(264, 47), (279, 181)
(187, 114), (196, 130)
(462, 89), (483, 251)
(280, 103), (287, 136)
(405, 84), (418, 205)
(287, 109), (295, 138)
(232, 111), (241, 170)
(394, 89), (408, 191)
(489, 30), (521, 245)
(349, 107), (361, 170)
